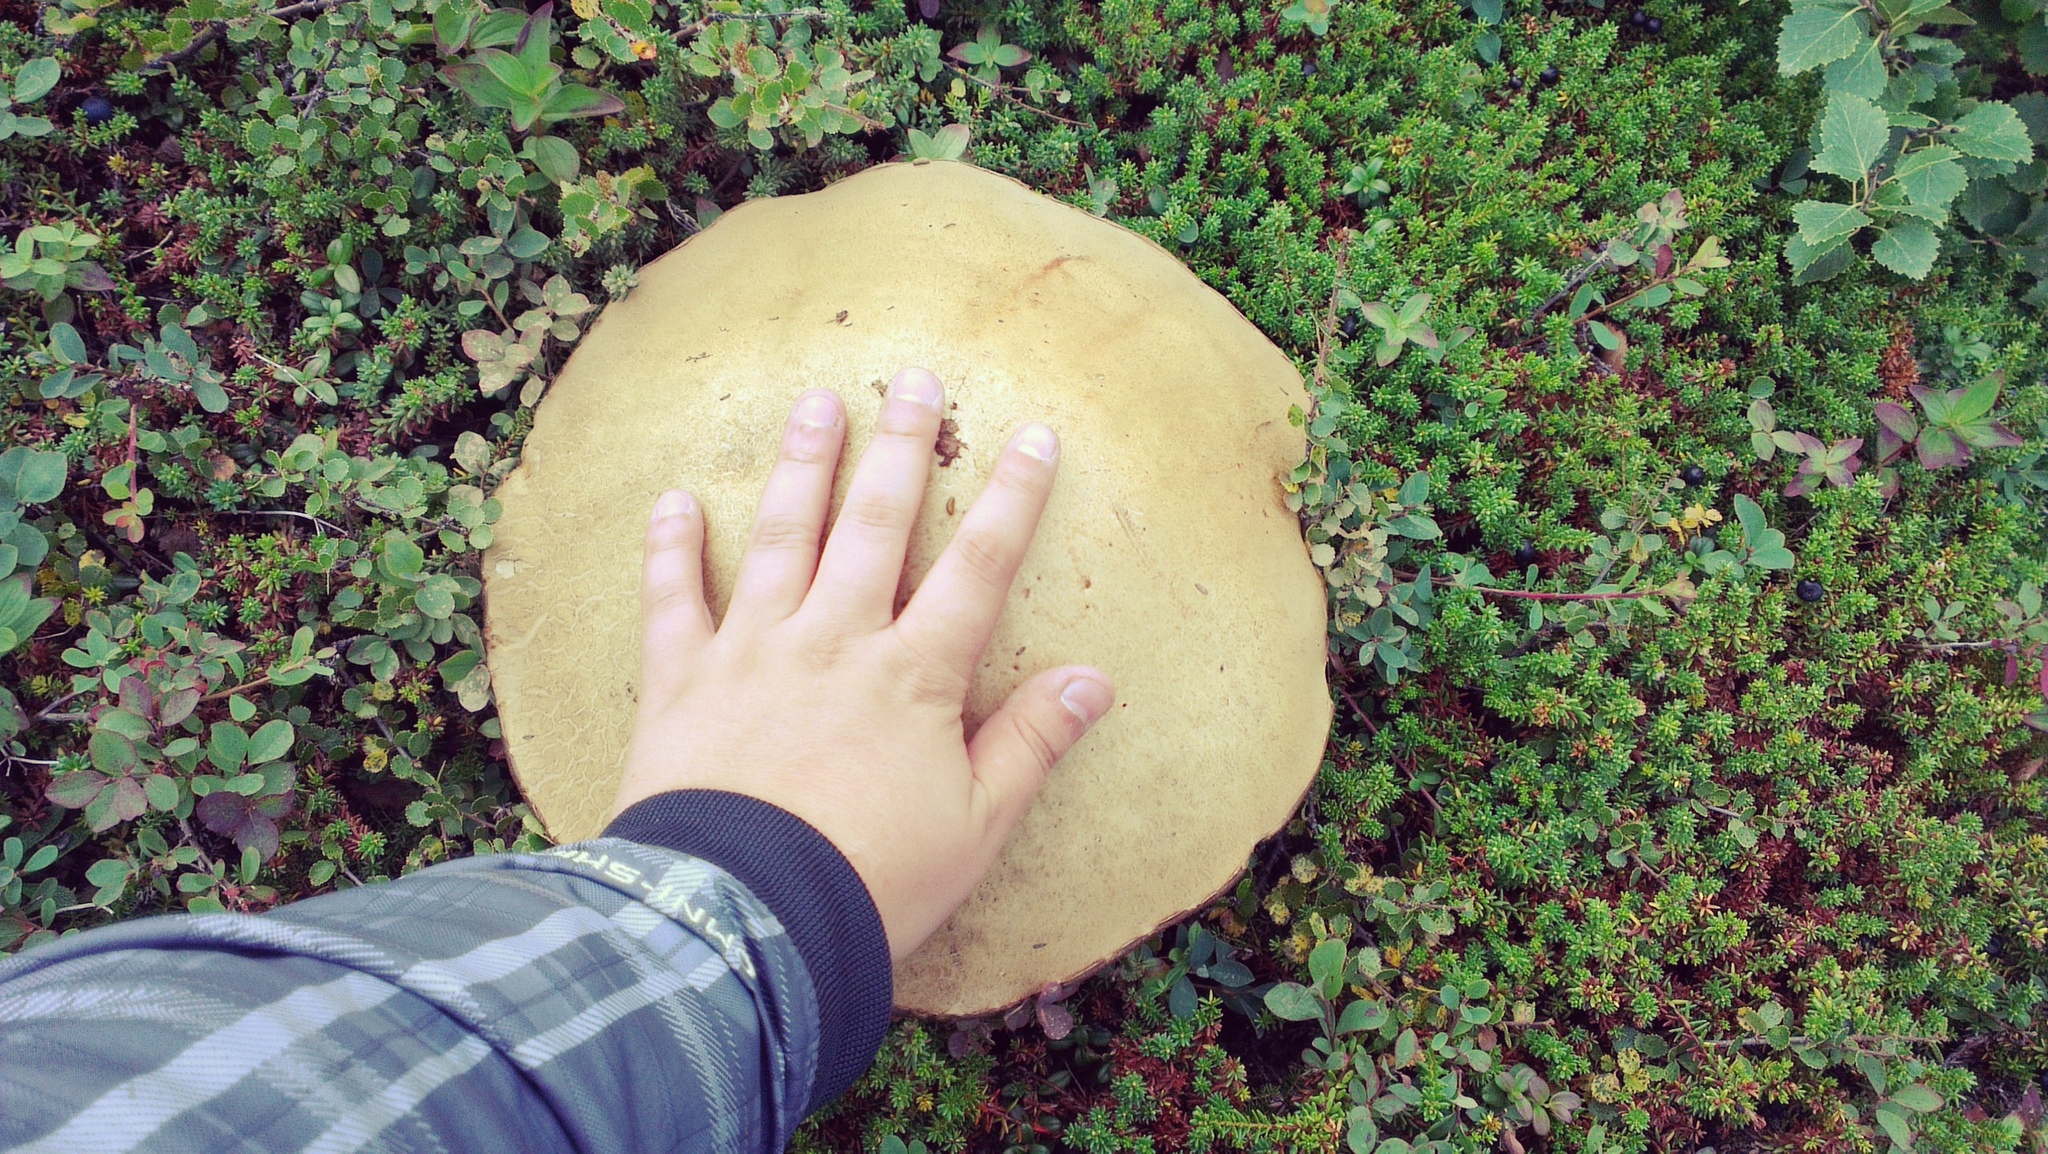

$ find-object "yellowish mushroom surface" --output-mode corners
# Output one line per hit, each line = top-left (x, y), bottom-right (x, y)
(482, 160), (1331, 1016)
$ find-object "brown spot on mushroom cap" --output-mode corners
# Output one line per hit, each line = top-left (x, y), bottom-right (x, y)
(482, 161), (1330, 1017)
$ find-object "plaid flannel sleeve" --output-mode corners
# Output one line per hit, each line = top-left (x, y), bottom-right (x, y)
(0, 792), (894, 1154)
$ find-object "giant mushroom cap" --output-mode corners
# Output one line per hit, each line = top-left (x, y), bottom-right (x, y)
(482, 161), (1331, 1016)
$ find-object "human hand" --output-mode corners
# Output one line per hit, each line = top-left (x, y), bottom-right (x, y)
(610, 367), (1115, 962)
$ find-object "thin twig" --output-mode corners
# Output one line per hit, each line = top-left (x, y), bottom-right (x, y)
(230, 509), (349, 536)
(141, 0), (349, 72)
(1395, 570), (1656, 602)
(199, 675), (273, 704)
(673, 7), (827, 37)
(943, 64), (1089, 128)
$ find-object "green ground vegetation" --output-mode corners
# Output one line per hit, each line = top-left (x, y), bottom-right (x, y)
(0, 0), (2044, 1150)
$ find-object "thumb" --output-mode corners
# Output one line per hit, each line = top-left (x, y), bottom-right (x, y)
(967, 666), (1114, 837)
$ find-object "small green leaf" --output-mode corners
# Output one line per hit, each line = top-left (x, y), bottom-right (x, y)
(1822, 35), (1886, 99)
(1785, 229), (1854, 283)
(1948, 101), (2035, 164)
(383, 532), (425, 579)
(1812, 93), (1892, 181)
(1792, 201), (1872, 245)
(1777, 1), (1868, 74)
(245, 719), (295, 764)
(1889, 145), (1967, 209)
(89, 728), (137, 774)
(12, 58), (60, 104)
(48, 321), (86, 366)
(207, 721), (249, 772)
(144, 774), (179, 811)
(1308, 938), (1345, 995)
(1873, 1103), (1914, 1148)
(1889, 1084), (1943, 1112)
(1263, 981), (1325, 1021)
(1871, 221), (1940, 278)
(10, 449), (67, 504)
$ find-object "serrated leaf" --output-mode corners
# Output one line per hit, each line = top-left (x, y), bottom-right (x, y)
(1785, 228), (1852, 278)
(1889, 146), (1967, 211)
(1823, 35), (1886, 99)
(1792, 201), (1872, 245)
(1813, 93), (1893, 181)
(1871, 221), (1940, 278)
(1949, 101), (2035, 163)
(1778, 1), (1868, 74)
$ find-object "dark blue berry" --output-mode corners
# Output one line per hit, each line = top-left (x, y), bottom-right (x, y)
(1507, 75), (1524, 91)
(1539, 65), (1560, 85)
(1630, 9), (1647, 25)
(81, 96), (114, 126)
(1645, 16), (1662, 33)
(1513, 543), (1539, 566)
(1300, 60), (1316, 77)
(1796, 579), (1825, 603)
(1339, 314), (1358, 340)
(1680, 463), (1706, 485)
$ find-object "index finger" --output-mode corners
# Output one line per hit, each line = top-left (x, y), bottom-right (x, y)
(893, 423), (1059, 683)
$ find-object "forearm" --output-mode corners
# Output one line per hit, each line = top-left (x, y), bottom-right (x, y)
(0, 793), (891, 1154)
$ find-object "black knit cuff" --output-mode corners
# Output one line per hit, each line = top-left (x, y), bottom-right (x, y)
(603, 790), (893, 1112)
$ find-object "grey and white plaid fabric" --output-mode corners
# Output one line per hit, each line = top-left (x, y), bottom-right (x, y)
(0, 838), (820, 1153)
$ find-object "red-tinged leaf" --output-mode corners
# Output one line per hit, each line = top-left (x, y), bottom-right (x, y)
(158, 687), (200, 728)
(946, 43), (977, 63)
(1653, 244), (1673, 278)
(991, 45), (1031, 67)
(108, 776), (147, 825)
(441, 62), (521, 111)
(2007, 653), (2021, 686)
(46, 769), (108, 809)
(119, 675), (156, 722)
(2038, 657), (2048, 700)
(1791, 432), (1826, 455)
(1875, 402), (1915, 462)
(1957, 419), (2025, 450)
(514, 2), (554, 70)
(1785, 471), (1817, 497)
(918, 0), (939, 17)
(1036, 1000), (1073, 1039)
(196, 788), (294, 859)
(1916, 426), (1968, 469)
(68, 263), (116, 291)
(541, 85), (626, 124)
(1874, 401), (1918, 439)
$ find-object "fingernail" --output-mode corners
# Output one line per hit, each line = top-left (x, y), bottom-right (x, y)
(1013, 424), (1058, 463)
(795, 392), (841, 430)
(890, 367), (943, 409)
(1060, 676), (1113, 726)
(653, 490), (694, 521)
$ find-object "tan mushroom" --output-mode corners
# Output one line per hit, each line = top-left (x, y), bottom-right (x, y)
(482, 160), (1331, 1016)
